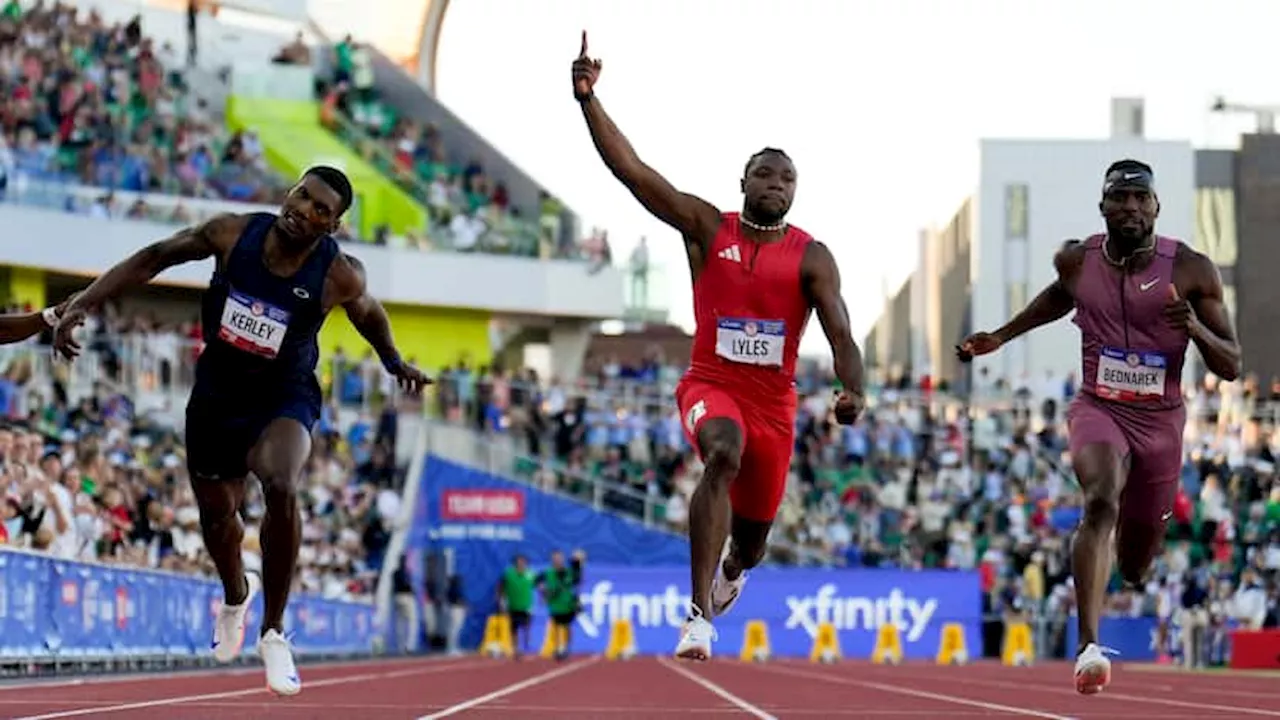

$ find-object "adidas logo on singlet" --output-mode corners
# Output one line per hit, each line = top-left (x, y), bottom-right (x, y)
(718, 245), (742, 263)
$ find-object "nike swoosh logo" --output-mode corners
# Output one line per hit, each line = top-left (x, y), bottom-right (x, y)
(1140, 279), (1159, 291)
(1161, 511), (1173, 521)
(1124, 172), (1142, 180)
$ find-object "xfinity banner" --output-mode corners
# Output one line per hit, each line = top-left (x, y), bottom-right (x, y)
(527, 565), (981, 659)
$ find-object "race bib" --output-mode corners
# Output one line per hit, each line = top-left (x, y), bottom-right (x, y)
(715, 317), (786, 367)
(1095, 346), (1167, 402)
(217, 289), (291, 359)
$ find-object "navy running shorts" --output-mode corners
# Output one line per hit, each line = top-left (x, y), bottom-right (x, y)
(185, 383), (321, 481)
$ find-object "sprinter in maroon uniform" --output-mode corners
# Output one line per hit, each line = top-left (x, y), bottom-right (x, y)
(959, 159), (1240, 694)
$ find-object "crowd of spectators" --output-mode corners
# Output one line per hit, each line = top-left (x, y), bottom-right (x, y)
(314, 36), (605, 262)
(0, 305), (407, 605)
(426, 350), (1280, 663)
(0, 0), (287, 215)
(0, 1), (630, 278)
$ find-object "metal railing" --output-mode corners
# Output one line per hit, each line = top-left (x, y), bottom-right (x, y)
(1, 174), (277, 226)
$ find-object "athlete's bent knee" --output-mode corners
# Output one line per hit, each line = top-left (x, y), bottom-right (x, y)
(258, 471), (301, 507)
(1116, 549), (1152, 586)
(697, 419), (743, 487)
(1073, 446), (1124, 530)
(193, 483), (240, 529)
(700, 444), (742, 490)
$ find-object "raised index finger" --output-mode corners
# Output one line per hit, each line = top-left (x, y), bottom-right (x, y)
(579, 30), (588, 58)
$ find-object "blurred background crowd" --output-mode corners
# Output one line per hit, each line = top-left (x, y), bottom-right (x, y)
(1, 0), (1276, 670)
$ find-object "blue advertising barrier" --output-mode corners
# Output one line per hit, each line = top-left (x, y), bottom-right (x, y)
(0, 549), (376, 659)
(1064, 615), (1239, 664)
(407, 457), (690, 650)
(1065, 616), (1160, 662)
(520, 565), (982, 659)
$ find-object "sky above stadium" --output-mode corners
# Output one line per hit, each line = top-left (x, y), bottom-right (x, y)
(427, 0), (1276, 358)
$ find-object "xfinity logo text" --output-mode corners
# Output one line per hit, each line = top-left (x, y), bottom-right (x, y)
(784, 584), (937, 642)
(576, 581), (688, 638)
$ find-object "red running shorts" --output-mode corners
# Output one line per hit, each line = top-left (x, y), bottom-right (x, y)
(675, 378), (795, 523)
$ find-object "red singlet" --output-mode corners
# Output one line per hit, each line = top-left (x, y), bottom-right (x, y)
(675, 212), (813, 522)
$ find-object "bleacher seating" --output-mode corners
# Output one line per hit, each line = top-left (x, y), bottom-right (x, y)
(0, 2), (286, 207)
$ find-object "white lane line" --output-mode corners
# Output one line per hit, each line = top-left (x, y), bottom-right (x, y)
(740, 662), (1078, 720)
(416, 656), (598, 719)
(658, 657), (778, 720)
(12, 659), (492, 720)
(0, 653), (467, 692)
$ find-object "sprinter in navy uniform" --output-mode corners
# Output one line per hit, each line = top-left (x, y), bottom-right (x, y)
(52, 166), (428, 696)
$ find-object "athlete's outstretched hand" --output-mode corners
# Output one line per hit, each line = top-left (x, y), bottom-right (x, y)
(1163, 283), (1194, 331)
(833, 390), (864, 426)
(388, 360), (432, 396)
(571, 30), (601, 100)
(52, 306), (88, 360)
(956, 332), (1003, 362)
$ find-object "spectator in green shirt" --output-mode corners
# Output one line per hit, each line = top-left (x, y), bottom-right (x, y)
(537, 549), (585, 661)
(498, 555), (536, 658)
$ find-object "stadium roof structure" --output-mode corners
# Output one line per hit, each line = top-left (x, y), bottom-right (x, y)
(174, 0), (453, 93)
(307, 0), (452, 93)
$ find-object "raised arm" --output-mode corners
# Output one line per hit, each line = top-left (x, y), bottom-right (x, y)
(333, 253), (430, 394)
(802, 241), (865, 423)
(53, 214), (238, 358)
(958, 239), (1083, 360)
(572, 32), (721, 254)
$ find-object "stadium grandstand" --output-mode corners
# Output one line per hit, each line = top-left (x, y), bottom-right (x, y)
(0, 0), (1278, 717)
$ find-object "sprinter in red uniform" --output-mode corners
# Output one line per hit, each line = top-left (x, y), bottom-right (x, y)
(572, 32), (866, 661)
(958, 160), (1240, 694)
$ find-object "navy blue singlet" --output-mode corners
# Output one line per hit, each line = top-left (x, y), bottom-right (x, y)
(185, 213), (339, 480)
(194, 213), (338, 394)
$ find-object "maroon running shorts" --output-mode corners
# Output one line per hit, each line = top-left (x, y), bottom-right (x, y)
(1067, 391), (1187, 527)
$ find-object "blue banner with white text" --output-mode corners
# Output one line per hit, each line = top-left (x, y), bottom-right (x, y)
(519, 565), (983, 659)
(0, 549), (376, 659)
(406, 457), (691, 650)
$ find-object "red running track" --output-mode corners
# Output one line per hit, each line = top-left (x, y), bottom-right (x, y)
(1, 655), (1279, 719)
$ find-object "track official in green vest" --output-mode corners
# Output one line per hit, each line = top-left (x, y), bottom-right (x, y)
(498, 555), (536, 658)
(537, 549), (585, 661)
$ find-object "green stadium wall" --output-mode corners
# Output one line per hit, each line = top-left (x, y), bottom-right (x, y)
(225, 97), (428, 239)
